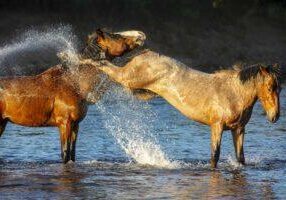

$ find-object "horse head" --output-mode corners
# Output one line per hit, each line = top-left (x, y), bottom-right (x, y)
(81, 28), (146, 60)
(239, 63), (281, 123)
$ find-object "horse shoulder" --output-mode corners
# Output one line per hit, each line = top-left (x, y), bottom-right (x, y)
(210, 74), (251, 128)
(51, 81), (87, 123)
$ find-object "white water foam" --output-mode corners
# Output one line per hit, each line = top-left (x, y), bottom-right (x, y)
(95, 85), (179, 168)
(0, 25), (79, 74)
(220, 154), (264, 169)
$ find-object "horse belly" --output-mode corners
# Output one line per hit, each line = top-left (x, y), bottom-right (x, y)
(2, 96), (54, 127)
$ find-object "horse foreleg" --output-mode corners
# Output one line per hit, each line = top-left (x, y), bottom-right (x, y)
(210, 123), (223, 168)
(97, 64), (129, 86)
(58, 121), (72, 164)
(78, 59), (125, 85)
(70, 123), (79, 162)
(231, 127), (245, 165)
(131, 89), (158, 101)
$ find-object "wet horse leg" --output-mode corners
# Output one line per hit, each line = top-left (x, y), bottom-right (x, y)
(98, 64), (128, 86)
(58, 120), (72, 164)
(0, 119), (8, 137)
(70, 123), (79, 162)
(231, 127), (245, 165)
(78, 59), (137, 88)
(80, 59), (149, 89)
(210, 123), (223, 168)
(131, 89), (158, 101)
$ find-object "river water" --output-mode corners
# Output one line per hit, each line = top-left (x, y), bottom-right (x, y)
(0, 27), (285, 199)
(0, 86), (285, 199)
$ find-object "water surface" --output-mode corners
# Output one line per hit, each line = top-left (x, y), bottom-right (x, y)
(0, 86), (285, 199)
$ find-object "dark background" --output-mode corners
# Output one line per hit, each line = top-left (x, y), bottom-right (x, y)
(0, 0), (285, 79)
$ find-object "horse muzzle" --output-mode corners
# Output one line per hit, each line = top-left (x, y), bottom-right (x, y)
(135, 32), (146, 46)
(267, 111), (280, 123)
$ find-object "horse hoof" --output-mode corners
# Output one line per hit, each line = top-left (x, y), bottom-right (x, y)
(210, 160), (218, 169)
(61, 152), (70, 164)
(67, 160), (75, 164)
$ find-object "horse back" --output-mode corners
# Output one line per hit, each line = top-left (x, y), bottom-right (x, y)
(0, 65), (83, 126)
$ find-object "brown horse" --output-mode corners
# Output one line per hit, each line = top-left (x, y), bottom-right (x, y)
(81, 50), (281, 168)
(0, 29), (146, 163)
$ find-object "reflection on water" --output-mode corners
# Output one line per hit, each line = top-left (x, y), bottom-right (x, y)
(0, 86), (285, 199)
(0, 160), (282, 199)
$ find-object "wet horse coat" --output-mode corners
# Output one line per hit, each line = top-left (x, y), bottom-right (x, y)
(0, 29), (146, 163)
(83, 50), (281, 168)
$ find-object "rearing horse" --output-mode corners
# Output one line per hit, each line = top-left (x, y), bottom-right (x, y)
(81, 50), (281, 168)
(0, 29), (146, 163)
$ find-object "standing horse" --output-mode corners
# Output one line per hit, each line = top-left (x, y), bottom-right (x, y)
(81, 50), (281, 168)
(0, 29), (146, 163)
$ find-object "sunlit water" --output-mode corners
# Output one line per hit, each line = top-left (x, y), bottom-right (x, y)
(0, 27), (285, 199)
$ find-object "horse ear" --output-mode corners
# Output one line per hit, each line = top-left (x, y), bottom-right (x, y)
(259, 65), (269, 76)
(87, 34), (93, 42)
(96, 28), (105, 39)
(272, 63), (280, 72)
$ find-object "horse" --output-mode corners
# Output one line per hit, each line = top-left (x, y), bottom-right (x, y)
(0, 29), (146, 164)
(80, 50), (281, 168)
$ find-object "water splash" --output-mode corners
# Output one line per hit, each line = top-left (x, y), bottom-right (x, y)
(95, 85), (179, 168)
(225, 155), (243, 169)
(0, 25), (78, 75)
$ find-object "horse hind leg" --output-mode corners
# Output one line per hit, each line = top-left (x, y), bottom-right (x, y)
(0, 119), (8, 138)
(231, 127), (245, 165)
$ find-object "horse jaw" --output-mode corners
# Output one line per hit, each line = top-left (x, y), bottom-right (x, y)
(115, 30), (146, 46)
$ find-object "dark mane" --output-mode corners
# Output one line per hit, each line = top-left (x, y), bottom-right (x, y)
(268, 63), (282, 84)
(239, 64), (281, 84)
(105, 31), (122, 40)
(80, 43), (103, 60)
(239, 64), (261, 83)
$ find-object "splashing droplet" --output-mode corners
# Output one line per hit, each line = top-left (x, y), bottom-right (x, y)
(95, 85), (179, 168)
(0, 25), (78, 75)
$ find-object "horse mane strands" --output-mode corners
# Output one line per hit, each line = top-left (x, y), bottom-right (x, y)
(238, 64), (262, 83)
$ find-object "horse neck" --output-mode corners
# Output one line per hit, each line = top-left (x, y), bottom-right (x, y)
(233, 73), (259, 109)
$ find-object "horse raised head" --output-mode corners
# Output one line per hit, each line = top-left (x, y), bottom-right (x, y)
(239, 64), (281, 123)
(82, 28), (146, 60)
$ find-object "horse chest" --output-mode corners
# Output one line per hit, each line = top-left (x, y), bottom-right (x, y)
(225, 107), (253, 129)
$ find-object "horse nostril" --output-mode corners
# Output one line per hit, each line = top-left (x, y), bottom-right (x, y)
(135, 39), (144, 46)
